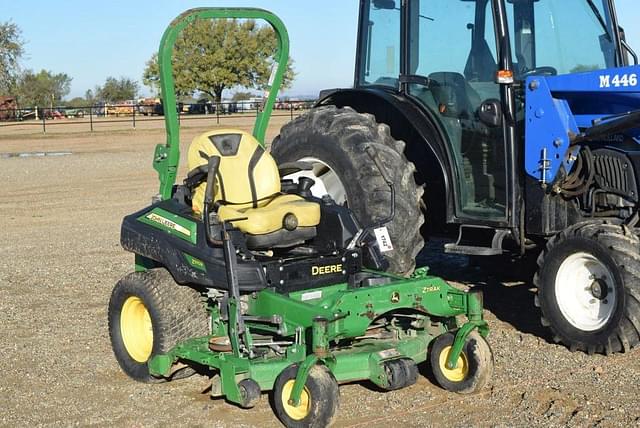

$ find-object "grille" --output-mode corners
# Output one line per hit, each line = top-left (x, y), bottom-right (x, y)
(593, 151), (634, 198)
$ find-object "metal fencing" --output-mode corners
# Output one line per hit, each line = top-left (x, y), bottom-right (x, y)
(0, 100), (315, 134)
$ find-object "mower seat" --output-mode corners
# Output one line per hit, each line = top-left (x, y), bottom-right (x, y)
(187, 129), (320, 249)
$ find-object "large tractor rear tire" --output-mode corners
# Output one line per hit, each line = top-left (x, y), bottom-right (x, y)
(534, 221), (640, 354)
(108, 268), (209, 382)
(271, 106), (424, 275)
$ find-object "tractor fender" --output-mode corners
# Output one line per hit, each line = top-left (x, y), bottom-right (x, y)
(317, 88), (457, 226)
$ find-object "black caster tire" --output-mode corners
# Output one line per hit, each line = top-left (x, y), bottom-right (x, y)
(272, 364), (339, 428)
(238, 378), (262, 409)
(108, 268), (209, 382)
(382, 358), (418, 390)
(430, 331), (493, 394)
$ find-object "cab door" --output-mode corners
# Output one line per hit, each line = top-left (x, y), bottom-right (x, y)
(405, 0), (508, 222)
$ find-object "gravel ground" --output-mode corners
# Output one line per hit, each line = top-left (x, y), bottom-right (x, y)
(1, 121), (639, 427)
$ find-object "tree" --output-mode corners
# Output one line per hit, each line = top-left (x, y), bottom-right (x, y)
(65, 97), (90, 107)
(570, 64), (600, 73)
(0, 21), (24, 95)
(96, 77), (139, 102)
(84, 89), (95, 104)
(142, 19), (295, 102)
(232, 91), (253, 102)
(17, 69), (72, 107)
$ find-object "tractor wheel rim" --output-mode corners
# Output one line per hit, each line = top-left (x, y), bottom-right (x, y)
(555, 252), (616, 331)
(283, 157), (347, 206)
(438, 345), (468, 382)
(120, 296), (153, 362)
(281, 380), (311, 420)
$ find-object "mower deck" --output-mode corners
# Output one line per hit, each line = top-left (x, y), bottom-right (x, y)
(148, 268), (487, 405)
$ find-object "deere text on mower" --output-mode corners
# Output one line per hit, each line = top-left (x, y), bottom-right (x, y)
(108, 8), (493, 427)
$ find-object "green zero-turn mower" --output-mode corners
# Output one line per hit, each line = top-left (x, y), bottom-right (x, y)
(108, 8), (494, 427)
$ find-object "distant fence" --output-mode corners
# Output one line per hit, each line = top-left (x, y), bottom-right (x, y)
(0, 100), (316, 134)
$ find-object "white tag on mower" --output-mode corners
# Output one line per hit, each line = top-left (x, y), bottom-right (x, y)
(301, 290), (322, 301)
(374, 226), (394, 252)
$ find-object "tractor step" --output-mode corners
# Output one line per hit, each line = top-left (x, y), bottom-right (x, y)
(444, 225), (510, 256)
(443, 244), (503, 256)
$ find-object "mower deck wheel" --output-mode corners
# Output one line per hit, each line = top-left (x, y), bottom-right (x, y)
(238, 378), (262, 408)
(430, 331), (493, 394)
(272, 364), (339, 428)
(382, 358), (418, 390)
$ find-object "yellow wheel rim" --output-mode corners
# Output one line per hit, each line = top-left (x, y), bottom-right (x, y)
(120, 296), (153, 363)
(438, 345), (469, 382)
(281, 380), (311, 421)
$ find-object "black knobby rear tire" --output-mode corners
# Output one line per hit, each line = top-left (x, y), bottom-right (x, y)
(108, 268), (209, 382)
(272, 364), (339, 428)
(534, 221), (640, 354)
(271, 105), (424, 275)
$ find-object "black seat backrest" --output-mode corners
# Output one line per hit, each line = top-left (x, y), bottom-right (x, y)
(428, 71), (482, 119)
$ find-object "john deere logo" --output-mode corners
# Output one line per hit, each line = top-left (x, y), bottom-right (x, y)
(311, 264), (343, 276)
(146, 213), (191, 237)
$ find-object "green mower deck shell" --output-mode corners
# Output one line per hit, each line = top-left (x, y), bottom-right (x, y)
(147, 268), (488, 405)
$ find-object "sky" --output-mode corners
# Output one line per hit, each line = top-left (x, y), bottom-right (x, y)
(3, 0), (640, 99)
(2, 0), (360, 99)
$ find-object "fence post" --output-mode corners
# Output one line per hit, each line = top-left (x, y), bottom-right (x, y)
(216, 103), (220, 124)
(42, 108), (46, 134)
(132, 102), (136, 129)
(89, 105), (94, 132)
(290, 103), (293, 120)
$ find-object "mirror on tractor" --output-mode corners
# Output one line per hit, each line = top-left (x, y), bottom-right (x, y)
(373, 0), (396, 10)
(478, 99), (502, 128)
(619, 26), (639, 65)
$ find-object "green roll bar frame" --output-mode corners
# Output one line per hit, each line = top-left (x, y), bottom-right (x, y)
(152, 8), (290, 200)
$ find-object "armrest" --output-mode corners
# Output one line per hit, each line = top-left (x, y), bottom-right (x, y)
(278, 161), (313, 177)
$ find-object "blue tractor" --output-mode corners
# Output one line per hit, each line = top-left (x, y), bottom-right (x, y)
(272, 0), (640, 354)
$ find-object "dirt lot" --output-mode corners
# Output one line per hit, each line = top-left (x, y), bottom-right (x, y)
(1, 118), (639, 427)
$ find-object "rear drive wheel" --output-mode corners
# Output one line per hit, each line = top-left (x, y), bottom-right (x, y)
(108, 268), (209, 382)
(272, 364), (339, 428)
(271, 105), (424, 275)
(430, 331), (493, 394)
(534, 221), (640, 354)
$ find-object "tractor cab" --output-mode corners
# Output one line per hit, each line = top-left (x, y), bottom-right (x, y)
(357, 0), (628, 224)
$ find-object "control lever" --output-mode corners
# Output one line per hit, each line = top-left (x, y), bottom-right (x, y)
(203, 155), (221, 246)
(221, 221), (248, 356)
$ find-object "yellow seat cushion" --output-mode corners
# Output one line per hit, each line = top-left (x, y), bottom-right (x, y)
(186, 129), (320, 237)
(218, 194), (320, 235)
